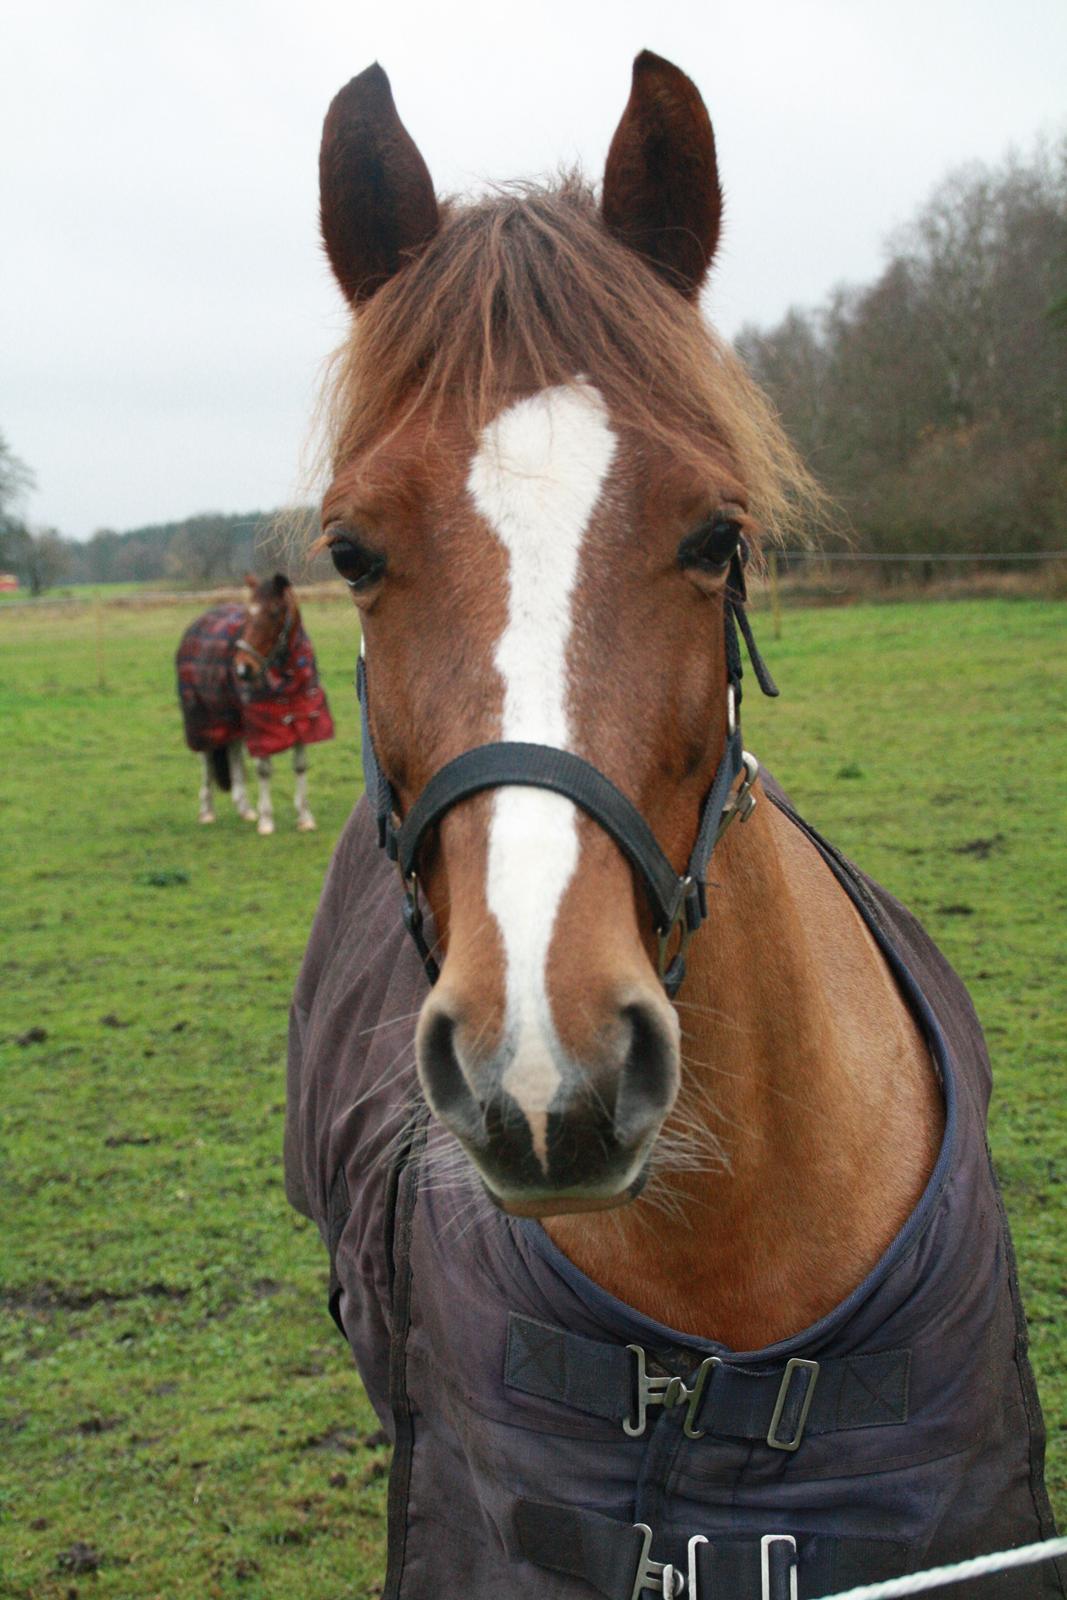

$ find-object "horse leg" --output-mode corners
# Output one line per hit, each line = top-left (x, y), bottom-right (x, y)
(293, 744), (316, 831)
(256, 757), (275, 835)
(198, 754), (216, 823)
(229, 743), (258, 822)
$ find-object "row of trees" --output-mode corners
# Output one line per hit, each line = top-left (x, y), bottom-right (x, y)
(0, 435), (313, 592)
(5, 139), (1065, 588)
(75, 512), (298, 587)
(737, 138), (1067, 554)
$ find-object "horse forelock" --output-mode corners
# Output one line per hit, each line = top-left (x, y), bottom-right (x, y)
(315, 177), (824, 552)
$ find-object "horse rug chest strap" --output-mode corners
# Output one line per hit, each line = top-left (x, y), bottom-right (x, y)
(514, 1502), (909, 1600)
(504, 1313), (910, 1447)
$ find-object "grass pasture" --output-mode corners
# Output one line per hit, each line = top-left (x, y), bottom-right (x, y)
(1, 596), (1064, 1598)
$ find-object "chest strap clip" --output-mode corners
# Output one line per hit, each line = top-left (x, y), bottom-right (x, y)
(624, 1345), (722, 1439)
(632, 1524), (684, 1598)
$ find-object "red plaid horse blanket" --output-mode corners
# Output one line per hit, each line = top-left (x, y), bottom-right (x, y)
(176, 604), (334, 759)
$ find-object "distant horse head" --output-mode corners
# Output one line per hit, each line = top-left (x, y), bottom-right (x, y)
(317, 54), (818, 1215)
(234, 573), (296, 685)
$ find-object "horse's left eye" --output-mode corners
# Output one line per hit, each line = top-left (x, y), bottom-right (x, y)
(328, 535), (385, 590)
(678, 516), (742, 573)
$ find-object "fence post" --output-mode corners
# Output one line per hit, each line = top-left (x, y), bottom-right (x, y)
(94, 596), (107, 690)
(769, 549), (782, 640)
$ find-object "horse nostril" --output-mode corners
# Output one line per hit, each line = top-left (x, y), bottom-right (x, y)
(417, 1004), (484, 1143)
(613, 999), (680, 1146)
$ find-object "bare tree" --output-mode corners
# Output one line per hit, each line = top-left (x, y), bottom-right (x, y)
(0, 432), (35, 573)
(22, 529), (70, 596)
(739, 137), (1067, 555)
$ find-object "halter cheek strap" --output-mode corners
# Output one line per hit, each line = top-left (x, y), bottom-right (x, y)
(356, 546), (778, 998)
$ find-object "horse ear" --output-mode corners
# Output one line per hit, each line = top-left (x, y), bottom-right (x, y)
(244, 572), (258, 591)
(320, 63), (440, 305)
(272, 573), (290, 595)
(601, 51), (722, 298)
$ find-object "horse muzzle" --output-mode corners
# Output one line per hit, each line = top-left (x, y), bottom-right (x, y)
(416, 989), (679, 1214)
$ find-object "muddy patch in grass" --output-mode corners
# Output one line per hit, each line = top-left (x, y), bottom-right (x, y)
(2, 1281), (190, 1314)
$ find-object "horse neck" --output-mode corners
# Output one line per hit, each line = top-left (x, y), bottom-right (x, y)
(544, 786), (943, 1349)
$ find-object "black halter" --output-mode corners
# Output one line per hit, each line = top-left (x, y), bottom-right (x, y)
(357, 547), (778, 998)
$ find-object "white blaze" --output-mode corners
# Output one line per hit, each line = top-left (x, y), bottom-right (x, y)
(467, 383), (616, 1165)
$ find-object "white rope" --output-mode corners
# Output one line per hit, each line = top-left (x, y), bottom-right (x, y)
(811, 1535), (1067, 1599)
(776, 550), (1067, 562)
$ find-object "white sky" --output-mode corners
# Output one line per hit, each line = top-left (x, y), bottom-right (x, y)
(2, 0), (1065, 539)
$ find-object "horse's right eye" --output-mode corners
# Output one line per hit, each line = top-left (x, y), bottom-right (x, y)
(327, 535), (385, 591)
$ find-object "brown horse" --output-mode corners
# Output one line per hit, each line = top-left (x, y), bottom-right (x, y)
(287, 52), (1062, 1599)
(176, 572), (334, 832)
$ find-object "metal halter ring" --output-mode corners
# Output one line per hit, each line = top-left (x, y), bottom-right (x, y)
(655, 880), (696, 985)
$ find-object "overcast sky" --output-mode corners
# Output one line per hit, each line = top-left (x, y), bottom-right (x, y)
(3, 0), (1064, 540)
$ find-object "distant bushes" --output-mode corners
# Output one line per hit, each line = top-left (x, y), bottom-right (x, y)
(737, 139), (1067, 555)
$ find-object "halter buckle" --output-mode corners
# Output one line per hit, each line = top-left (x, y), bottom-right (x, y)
(630, 1525), (685, 1599)
(715, 751), (760, 844)
(624, 1346), (722, 1439)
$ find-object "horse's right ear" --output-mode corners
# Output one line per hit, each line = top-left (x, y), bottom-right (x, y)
(320, 63), (439, 306)
(244, 572), (258, 591)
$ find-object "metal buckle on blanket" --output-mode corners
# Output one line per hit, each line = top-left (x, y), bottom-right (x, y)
(687, 1537), (707, 1599)
(624, 1347), (722, 1439)
(760, 1535), (798, 1600)
(685, 1533), (799, 1600)
(631, 1525), (684, 1599)
(716, 751), (760, 843)
(766, 1358), (820, 1451)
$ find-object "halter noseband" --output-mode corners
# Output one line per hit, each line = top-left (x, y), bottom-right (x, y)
(357, 546), (778, 998)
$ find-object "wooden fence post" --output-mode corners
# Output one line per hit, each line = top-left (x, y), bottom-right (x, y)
(94, 597), (107, 690)
(769, 549), (782, 640)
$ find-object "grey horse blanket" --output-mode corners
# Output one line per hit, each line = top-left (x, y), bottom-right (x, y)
(286, 788), (1063, 1600)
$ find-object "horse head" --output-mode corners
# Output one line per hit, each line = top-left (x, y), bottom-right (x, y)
(317, 54), (814, 1217)
(234, 573), (296, 684)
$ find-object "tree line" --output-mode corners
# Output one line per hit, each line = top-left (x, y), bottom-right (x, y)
(736, 137), (1067, 556)
(0, 456), (315, 594)
(3, 137), (1065, 593)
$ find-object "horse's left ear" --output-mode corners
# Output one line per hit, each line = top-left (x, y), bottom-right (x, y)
(320, 63), (440, 305)
(272, 574), (291, 596)
(601, 51), (722, 298)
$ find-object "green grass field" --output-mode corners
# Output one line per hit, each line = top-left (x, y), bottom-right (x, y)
(1, 597), (1063, 1599)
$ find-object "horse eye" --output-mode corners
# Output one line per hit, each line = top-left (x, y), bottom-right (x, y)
(328, 535), (385, 590)
(678, 516), (742, 573)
